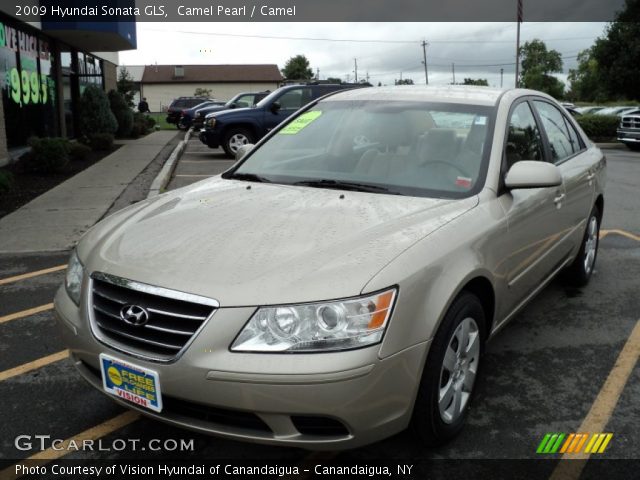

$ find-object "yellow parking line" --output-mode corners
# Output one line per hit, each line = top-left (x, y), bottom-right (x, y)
(0, 350), (68, 382)
(549, 319), (640, 480)
(2, 411), (140, 480)
(599, 229), (640, 242)
(0, 265), (67, 286)
(0, 303), (54, 325)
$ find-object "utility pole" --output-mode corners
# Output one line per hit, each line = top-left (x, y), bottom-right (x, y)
(421, 40), (429, 85)
(500, 68), (504, 88)
(316, 68), (320, 80)
(451, 63), (456, 85)
(365, 71), (370, 83)
(353, 58), (358, 83)
(515, 0), (523, 87)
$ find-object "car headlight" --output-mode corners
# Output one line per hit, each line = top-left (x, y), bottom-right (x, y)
(65, 250), (84, 306)
(231, 288), (397, 353)
(206, 118), (216, 128)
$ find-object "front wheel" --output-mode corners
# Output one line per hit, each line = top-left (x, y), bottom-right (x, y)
(563, 205), (601, 286)
(411, 292), (485, 446)
(222, 128), (254, 157)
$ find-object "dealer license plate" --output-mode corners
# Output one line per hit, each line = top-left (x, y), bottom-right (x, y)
(99, 354), (163, 412)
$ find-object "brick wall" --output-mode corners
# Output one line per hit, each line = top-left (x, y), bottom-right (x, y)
(0, 98), (8, 167)
(103, 60), (117, 93)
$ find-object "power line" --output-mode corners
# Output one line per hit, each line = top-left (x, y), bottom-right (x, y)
(143, 28), (598, 45)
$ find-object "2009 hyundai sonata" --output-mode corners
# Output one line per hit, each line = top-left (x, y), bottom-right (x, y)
(55, 85), (605, 449)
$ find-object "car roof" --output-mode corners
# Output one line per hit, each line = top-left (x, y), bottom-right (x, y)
(322, 85), (521, 106)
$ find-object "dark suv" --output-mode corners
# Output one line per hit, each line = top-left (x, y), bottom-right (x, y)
(166, 97), (212, 126)
(190, 91), (270, 130)
(199, 84), (366, 157)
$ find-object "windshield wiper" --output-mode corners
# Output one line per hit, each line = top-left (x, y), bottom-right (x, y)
(293, 179), (402, 195)
(229, 172), (271, 183)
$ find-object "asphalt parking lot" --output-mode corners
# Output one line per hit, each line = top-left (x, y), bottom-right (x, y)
(0, 148), (638, 478)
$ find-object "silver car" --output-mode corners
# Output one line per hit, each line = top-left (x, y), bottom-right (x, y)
(55, 86), (605, 450)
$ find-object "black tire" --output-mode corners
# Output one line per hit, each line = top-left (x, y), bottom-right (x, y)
(411, 292), (485, 446)
(562, 205), (601, 287)
(625, 143), (640, 152)
(222, 128), (254, 158)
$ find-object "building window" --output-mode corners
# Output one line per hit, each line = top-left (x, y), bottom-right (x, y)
(0, 16), (58, 147)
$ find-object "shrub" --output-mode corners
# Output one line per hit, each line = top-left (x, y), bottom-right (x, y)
(575, 114), (620, 140)
(89, 133), (114, 151)
(108, 89), (133, 138)
(26, 137), (70, 173)
(69, 142), (92, 161)
(0, 170), (14, 192)
(79, 85), (118, 139)
(131, 112), (150, 138)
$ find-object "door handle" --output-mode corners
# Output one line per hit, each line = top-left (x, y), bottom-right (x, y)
(586, 172), (595, 181)
(554, 193), (566, 204)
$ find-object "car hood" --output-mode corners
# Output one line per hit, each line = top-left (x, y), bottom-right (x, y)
(206, 106), (255, 120)
(80, 178), (478, 307)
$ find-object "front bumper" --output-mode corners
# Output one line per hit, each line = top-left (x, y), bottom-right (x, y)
(54, 286), (428, 450)
(617, 128), (640, 143)
(199, 129), (221, 149)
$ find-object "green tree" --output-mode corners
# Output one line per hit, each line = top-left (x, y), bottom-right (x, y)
(79, 85), (118, 138)
(116, 67), (136, 108)
(589, 0), (640, 101)
(567, 48), (602, 102)
(395, 78), (414, 85)
(281, 55), (313, 80)
(519, 39), (565, 98)
(462, 78), (489, 86)
(326, 77), (342, 84)
(194, 87), (212, 97)
(108, 90), (134, 138)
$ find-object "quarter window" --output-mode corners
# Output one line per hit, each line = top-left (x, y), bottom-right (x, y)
(277, 88), (312, 110)
(533, 101), (577, 162)
(505, 102), (545, 169)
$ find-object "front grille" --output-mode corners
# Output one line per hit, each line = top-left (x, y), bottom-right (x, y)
(90, 272), (217, 361)
(621, 116), (640, 129)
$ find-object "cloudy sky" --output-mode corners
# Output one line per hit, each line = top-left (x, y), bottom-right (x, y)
(120, 22), (607, 88)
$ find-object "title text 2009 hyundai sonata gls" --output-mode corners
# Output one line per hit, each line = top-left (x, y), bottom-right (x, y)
(55, 86), (605, 449)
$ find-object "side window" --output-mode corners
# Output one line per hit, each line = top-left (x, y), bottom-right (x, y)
(505, 102), (545, 170)
(563, 116), (583, 154)
(533, 101), (575, 162)
(277, 89), (311, 110)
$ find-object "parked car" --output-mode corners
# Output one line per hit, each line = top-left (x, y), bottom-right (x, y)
(575, 106), (605, 115)
(617, 114), (640, 151)
(178, 100), (226, 130)
(199, 83), (366, 157)
(594, 106), (639, 116)
(165, 97), (213, 126)
(56, 85), (605, 450)
(564, 107), (582, 117)
(191, 91), (271, 130)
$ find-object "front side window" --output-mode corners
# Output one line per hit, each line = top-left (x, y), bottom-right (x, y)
(505, 102), (544, 170)
(277, 88), (312, 110)
(226, 100), (495, 199)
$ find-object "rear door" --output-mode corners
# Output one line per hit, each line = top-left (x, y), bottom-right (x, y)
(532, 99), (595, 246)
(497, 100), (571, 319)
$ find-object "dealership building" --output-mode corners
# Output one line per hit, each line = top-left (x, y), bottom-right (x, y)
(0, 9), (136, 166)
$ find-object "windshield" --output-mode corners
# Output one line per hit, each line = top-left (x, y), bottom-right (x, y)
(227, 100), (495, 198)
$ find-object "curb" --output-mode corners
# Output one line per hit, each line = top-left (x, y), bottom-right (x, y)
(595, 143), (628, 150)
(147, 130), (191, 198)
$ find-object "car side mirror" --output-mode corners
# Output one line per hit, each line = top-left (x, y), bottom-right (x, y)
(270, 102), (281, 114)
(504, 161), (562, 189)
(235, 144), (254, 162)
(229, 103), (237, 109)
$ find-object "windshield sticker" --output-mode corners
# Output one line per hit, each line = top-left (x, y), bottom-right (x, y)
(279, 111), (322, 135)
(473, 116), (488, 126)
